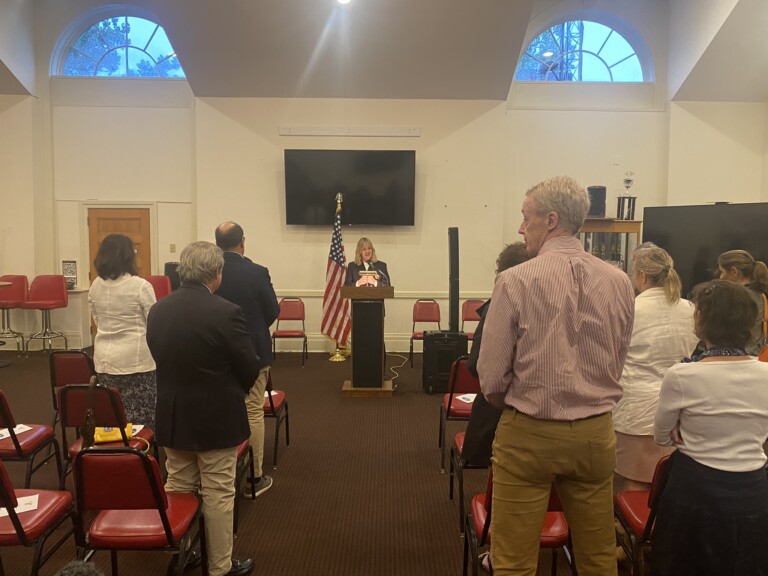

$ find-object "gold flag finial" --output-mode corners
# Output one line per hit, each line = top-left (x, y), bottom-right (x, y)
(335, 192), (343, 214)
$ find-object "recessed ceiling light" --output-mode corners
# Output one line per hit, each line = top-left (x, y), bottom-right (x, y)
(337, 0), (351, 4)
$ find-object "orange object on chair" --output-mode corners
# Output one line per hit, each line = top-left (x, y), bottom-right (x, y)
(0, 275), (28, 353)
(22, 275), (69, 352)
(409, 299), (441, 368)
(271, 298), (308, 366)
(0, 458), (75, 576)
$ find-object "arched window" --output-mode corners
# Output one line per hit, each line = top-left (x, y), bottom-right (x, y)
(58, 16), (185, 78)
(515, 20), (642, 82)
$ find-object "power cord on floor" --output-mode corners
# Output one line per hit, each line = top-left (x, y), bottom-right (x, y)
(386, 353), (408, 393)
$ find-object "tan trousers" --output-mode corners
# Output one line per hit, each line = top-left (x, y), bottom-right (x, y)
(164, 446), (238, 576)
(491, 410), (617, 576)
(245, 366), (270, 477)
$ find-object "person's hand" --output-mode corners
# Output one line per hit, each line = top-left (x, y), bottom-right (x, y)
(670, 422), (684, 445)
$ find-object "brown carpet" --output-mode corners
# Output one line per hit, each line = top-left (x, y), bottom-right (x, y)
(0, 349), (624, 576)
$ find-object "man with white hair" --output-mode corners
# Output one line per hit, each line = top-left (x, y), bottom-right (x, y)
(478, 176), (635, 575)
(147, 241), (260, 576)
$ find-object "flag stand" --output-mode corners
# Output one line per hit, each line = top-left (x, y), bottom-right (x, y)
(329, 344), (347, 362)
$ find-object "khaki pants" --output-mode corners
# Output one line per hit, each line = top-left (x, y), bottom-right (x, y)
(245, 366), (270, 477)
(491, 410), (617, 576)
(165, 446), (238, 576)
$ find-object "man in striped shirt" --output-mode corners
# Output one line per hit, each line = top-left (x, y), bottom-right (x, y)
(477, 176), (634, 575)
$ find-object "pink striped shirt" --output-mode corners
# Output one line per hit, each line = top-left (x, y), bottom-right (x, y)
(477, 235), (634, 420)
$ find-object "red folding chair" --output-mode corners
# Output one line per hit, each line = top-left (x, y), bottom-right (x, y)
(463, 469), (573, 576)
(57, 383), (156, 488)
(0, 458), (75, 576)
(271, 298), (308, 366)
(0, 389), (62, 489)
(142, 275), (172, 301)
(614, 454), (672, 576)
(264, 371), (290, 469)
(410, 299), (441, 368)
(461, 299), (484, 341)
(449, 431), (490, 535)
(49, 350), (95, 429)
(73, 447), (208, 576)
(439, 356), (479, 472)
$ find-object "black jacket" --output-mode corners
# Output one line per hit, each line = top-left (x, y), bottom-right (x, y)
(147, 282), (261, 451)
(345, 261), (391, 287)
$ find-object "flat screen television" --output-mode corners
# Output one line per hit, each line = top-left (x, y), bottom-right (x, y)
(643, 203), (768, 297)
(284, 149), (415, 226)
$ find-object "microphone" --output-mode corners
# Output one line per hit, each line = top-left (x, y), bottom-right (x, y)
(370, 262), (390, 286)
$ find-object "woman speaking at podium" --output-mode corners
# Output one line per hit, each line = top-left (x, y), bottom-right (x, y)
(345, 237), (391, 287)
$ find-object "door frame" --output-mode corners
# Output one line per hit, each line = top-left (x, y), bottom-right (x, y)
(78, 201), (159, 286)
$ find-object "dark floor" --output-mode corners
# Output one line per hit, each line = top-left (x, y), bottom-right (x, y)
(0, 348), (631, 575)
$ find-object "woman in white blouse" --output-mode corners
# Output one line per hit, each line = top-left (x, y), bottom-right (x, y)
(88, 234), (157, 428)
(613, 245), (698, 491)
(652, 280), (768, 575)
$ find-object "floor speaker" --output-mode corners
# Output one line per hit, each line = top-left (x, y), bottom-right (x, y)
(422, 330), (468, 394)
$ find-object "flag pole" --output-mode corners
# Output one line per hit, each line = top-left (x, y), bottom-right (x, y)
(328, 192), (349, 363)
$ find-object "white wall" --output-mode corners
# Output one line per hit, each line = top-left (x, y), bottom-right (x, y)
(667, 102), (766, 205)
(0, 96), (36, 276)
(667, 0), (738, 100)
(0, 0), (37, 94)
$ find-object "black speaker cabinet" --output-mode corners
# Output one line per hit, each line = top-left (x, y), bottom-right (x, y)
(422, 331), (468, 394)
(587, 186), (607, 217)
(448, 227), (459, 332)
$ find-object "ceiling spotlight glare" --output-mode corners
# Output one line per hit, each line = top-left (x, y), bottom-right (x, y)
(337, 0), (351, 4)
(542, 51), (554, 58)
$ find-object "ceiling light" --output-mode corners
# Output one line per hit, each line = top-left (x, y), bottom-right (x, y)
(542, 51), (554, 58)
(337, 0), (351, 4)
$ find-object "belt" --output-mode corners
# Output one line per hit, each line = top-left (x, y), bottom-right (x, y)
(505, 406), (608, 422)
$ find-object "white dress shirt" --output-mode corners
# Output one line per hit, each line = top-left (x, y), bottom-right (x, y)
(613, 288), (698, 435)
(89, 274), (157, 374)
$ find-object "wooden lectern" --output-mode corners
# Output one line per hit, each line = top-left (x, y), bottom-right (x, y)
(340, 285), (394, 397)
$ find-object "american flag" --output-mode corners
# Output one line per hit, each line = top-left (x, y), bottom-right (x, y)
(321, 207), (351, 345)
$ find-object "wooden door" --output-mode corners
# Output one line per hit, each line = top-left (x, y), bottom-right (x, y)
(88, 208), (152, 283)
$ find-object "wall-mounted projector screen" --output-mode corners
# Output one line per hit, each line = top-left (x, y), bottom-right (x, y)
(643, 203), (768, 297)
(284, 149), (415, 226)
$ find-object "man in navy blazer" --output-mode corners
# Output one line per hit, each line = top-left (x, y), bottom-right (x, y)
(147, 241), (260, 576)
(215, 221), (280, 497)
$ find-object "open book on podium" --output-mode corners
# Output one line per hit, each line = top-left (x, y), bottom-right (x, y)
(339, 285), (394, 396)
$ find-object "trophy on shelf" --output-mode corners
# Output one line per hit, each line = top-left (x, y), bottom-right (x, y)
(616, 170), (637, 220)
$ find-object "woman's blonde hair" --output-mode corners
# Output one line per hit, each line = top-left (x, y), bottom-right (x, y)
(354, 237), (378, 266)
(633, 245), (682, 304)
(718, 249), (768, 293)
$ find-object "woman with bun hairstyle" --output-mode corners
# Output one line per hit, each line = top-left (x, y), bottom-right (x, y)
(718, 249), (768, 355)
(613, 244), (698, 492)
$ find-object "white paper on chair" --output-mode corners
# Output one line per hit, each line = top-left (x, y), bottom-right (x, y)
(456, 394), (477, 404)
(264, 391), (277, 397)
(131, 425), (144, 436)
(0, 494), (39, 517)
(0, 424), (32, 440)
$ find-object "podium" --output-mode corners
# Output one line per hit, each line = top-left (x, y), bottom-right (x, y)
(339, 286), (394, 397)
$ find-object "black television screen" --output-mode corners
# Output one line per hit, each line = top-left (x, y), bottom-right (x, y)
(643, 203), (768, 297)
(284, 149), (415, 226)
